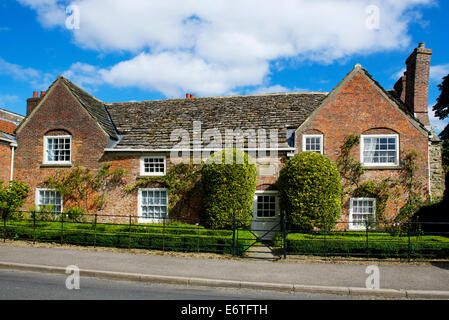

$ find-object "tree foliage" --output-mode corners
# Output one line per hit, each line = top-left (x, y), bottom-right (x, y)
(0, 181), (30, 218)
(278, 152), (342, 231)
(45, 163), (126, 214)
(201, 149), (257, 229)
(433, 74), (449, 172)
(126, 162), (202, 218)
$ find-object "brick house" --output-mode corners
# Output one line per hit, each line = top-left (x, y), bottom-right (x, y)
(0, 108), (24, 182)
(4, 43), (446, 234)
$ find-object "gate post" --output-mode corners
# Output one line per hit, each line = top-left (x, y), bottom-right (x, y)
(232, 210), (236, 257)
(282, 210), (287, 259)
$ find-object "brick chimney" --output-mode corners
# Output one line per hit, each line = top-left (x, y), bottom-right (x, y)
(403, 42), (432, 126)
(26, 91), (40, 116)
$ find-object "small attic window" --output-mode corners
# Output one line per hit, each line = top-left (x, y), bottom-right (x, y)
(286, 128), (296, 148)
(287, 128), (296, 148)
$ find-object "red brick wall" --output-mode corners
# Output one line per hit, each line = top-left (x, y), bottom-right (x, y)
(297, 71), (430, 224)
(14, 80), (110, 210)
(0, 141), (11, 183)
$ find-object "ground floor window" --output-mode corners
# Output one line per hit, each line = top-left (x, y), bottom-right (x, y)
(255, 193), (277, 218)
(138, 188), (168, 223)
(36, 189), (63, 214)
(349, 198), (376, 230)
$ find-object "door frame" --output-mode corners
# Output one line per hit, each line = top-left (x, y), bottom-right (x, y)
(251, 190), (281, 240)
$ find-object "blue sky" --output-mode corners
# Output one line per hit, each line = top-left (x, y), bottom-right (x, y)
(0, 0), (448, 133)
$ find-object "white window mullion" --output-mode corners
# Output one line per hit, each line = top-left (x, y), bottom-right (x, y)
(349, 198), (376, 230)
(302, 134), (323, 154)
(140, 156), (166, 176)
(43, 135), (72, 165)
(138, 188), (169, 223)
(361, 134), (399, 167)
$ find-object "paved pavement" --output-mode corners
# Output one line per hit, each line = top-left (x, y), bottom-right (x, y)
(1, 243), (449, 299)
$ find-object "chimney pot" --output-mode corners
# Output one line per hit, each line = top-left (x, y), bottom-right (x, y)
(33, 91), (39, 98)
(40, 91), (45, 97)
(418, 42), (425, 48)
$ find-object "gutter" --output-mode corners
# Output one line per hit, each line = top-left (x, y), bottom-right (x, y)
(104, 148), (296, 152)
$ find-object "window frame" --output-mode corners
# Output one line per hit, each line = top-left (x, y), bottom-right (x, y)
(360, 134), (399, 167)
(140, 155), (167, 176)
(137, 188), (169, 223)
(302, 134), (323, 154)
(349, 197), (376, 231)
(35, 188), (63, 214)
(43, 135), (72, 165)
(286, 128), (296, 148)
(253, 190), (280, 220)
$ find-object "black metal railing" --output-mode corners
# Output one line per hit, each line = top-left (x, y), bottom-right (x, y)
(1, 210), (448, 261)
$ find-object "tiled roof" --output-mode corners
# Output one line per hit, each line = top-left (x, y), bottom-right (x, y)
(0, 108), (24, 125)
(106, 92), (327, 149)
(59, 77), (118, 140)
(0, 119), (17, 135)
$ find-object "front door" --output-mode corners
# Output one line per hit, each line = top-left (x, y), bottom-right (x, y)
(251, 191), (281, 240)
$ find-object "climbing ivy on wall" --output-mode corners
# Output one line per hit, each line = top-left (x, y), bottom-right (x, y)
(125, 162), (203, 218)
(336, 134), (401, 222)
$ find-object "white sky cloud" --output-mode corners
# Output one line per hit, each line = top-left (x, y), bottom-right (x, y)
(430, 64), (449, 83)
(17, 0), (435, 97)
(0, 57), (53, 88)
(0, 94), (20, 107)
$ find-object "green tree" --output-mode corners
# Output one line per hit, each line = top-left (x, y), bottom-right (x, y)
(0, 181), (30, 218)
(201, 148), (257, 229)
(432, 74), (449, 171)
(278, 152), (342, 231)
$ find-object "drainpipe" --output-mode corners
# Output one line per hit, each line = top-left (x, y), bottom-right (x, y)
(9, 142), (17, 181)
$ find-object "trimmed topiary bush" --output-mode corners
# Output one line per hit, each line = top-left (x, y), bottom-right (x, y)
(201, 148), (257, 229)
(278, 152), (342, 231)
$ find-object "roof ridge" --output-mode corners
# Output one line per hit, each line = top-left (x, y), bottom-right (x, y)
(105, 91), (328, 105)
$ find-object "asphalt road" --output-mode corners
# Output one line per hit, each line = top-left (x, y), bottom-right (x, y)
(0, 269), (358, 300)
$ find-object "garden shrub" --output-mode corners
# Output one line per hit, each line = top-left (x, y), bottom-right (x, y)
(201, 148), (257, 229)
(0, 180), (29, 219)
(278, 152), (342, 231)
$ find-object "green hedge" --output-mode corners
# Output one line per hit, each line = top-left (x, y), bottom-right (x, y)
(274, 232), (449, 259)
(201, 148), (257, 229)
(0, 220), (256, 256)
(278, 152), (342, 231)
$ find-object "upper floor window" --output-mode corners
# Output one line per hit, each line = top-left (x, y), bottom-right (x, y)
(286, 128), (296, 148)
(302, 134), (323, 154)
(44, 135), (71, 164)
(140, 156), (166, 176)
(360, 134), (399, 167)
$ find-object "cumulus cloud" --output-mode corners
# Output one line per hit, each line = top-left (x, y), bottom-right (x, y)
(0, 57), (53, 88)
(62, 62), (104, 90)
(0, 94), (20, 106)
(430, 64), (449, 83)
(18, 0), (434, 97)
